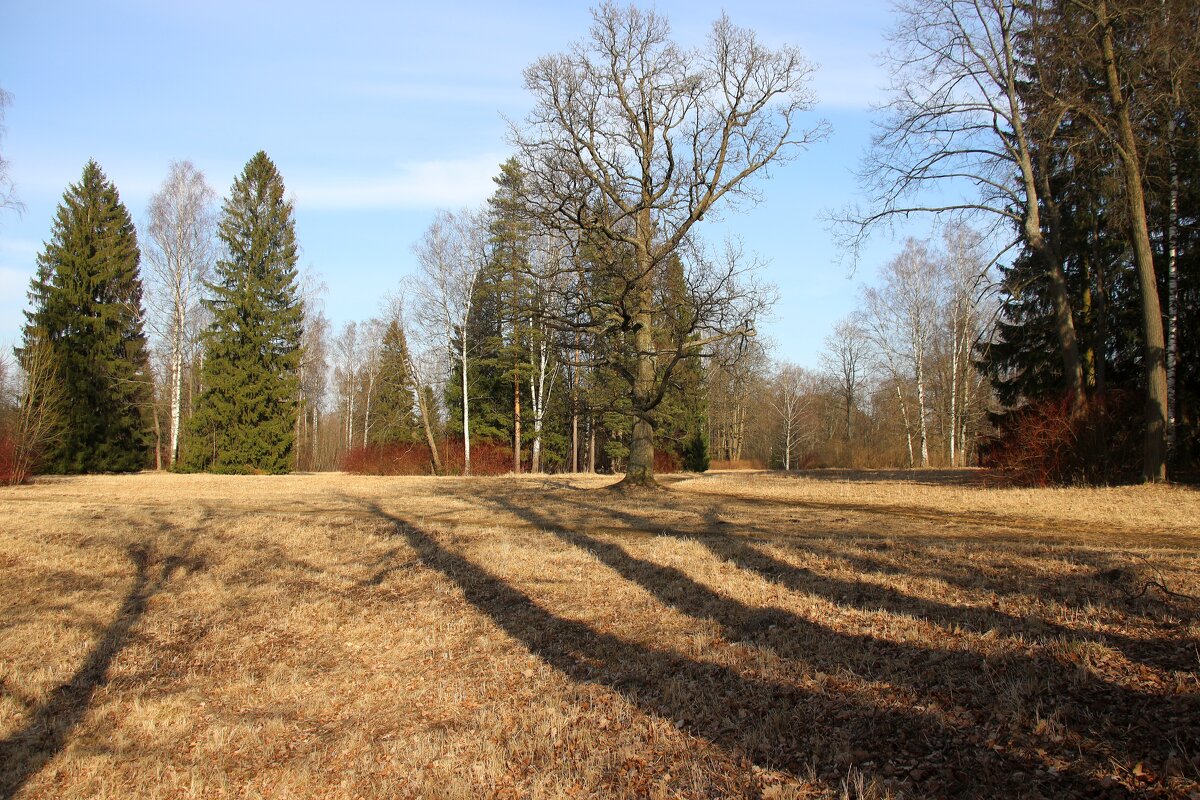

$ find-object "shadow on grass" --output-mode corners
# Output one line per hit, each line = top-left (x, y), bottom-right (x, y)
(357, 498), (1115, 798)
(474, 488), (1200, 797)
(566, 494), (1197, 673)
(0, 541), (197, 800)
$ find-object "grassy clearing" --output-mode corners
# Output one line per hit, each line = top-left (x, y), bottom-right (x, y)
(1, 470), (1198, 799)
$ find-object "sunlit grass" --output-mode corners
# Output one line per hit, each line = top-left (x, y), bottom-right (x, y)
(1, 470), (1197, 798)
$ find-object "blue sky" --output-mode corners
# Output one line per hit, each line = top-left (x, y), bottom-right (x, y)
(0, 0), (934, 368)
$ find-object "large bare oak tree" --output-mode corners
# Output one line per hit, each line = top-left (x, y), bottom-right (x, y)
(512, 3), (826, 486)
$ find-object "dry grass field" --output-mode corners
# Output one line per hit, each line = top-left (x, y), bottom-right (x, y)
(1, 469), (1198, 799)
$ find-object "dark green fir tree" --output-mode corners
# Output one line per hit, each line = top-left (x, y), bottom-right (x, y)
(186, 152), (303, 473)
(20, 160), (154, 473)
(370, 318), (421, 445)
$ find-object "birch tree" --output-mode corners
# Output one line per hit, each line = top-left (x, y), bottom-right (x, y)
(863, 240), (939, 467)
(144, 161), (216, 467)
(936, 223), (990, 466)
(411, 209), (486, 475)
(771, 363), (813, 471)
(513, 3), (825, 487)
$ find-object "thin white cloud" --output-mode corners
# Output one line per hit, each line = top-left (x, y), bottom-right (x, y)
(291, 154), (508, 211)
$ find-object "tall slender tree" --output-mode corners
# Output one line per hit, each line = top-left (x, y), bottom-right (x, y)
(186, 152), (303, 473)
(20, 161), (154, 472)
(144, 161), (216, 468)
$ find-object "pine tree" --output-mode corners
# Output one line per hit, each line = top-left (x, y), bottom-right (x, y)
(20, 161), (153, 473)
(186, 152), (303, 473)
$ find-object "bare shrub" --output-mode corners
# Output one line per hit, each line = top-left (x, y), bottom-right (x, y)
(985, 392), (1142, 486)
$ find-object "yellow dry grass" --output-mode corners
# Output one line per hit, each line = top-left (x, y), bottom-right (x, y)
(0, 470), (1197, 799)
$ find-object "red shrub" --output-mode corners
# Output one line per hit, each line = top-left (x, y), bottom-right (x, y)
(985, 391), (1141, 486)
(708, 458), (768, 470)
(341, 440), (515, 477)
(0, 435), (20, 485)
(654, 449), (682, 474)
(341, 443), (437, 475)
(436, 440), (514, 476)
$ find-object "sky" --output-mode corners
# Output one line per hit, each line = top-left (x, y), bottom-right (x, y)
(0, 0), (935, 369)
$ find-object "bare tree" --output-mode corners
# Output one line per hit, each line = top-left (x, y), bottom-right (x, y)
(388, 292), (445, 475)
(7, 341), (61, 484)
(411, 209), (487, 475)
(771, 363), (816, 471)
(143, 161), (216, 467)
(834, 0), (1085, 409)
(936, 223), (991, 466)
(513, 3), (825, 487)
(862, 240), (940, 467)
(296, 270), (330, 471)
(359, 318), (384, 449)
(820, 316), (869, 445)
(0, 88), (22, 219)
(333, 321), (361, 450)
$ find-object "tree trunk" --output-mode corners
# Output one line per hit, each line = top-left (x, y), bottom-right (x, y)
(897, 384), (915, 469)
(461, 338), (471, 476)
(1097, 0), (1168, 482)
(169, 335), (183, 468)
(513, 352), (522, 474)
(570, 340), (580, 472)
(1166, 117), (1179, 458)
(620, 244), (658, 487)
(362, 372), (374, 449)
(588, 418), (596, 473)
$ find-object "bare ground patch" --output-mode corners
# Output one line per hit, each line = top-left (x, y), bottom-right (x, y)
(0, 470), (1197, 798)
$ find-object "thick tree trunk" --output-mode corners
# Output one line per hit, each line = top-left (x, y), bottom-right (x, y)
(620, 241), (658, 487)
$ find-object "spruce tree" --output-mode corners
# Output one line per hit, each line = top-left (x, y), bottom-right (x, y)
(187, 152), (303, 473)
(20, 161), (153, 473)
(370, 319), (421, 445)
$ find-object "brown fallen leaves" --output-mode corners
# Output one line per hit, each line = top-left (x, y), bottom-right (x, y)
(0, 469), (1197, 798)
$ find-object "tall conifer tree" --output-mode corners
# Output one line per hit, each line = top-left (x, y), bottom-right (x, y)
(21, 160), (153, 472)
(186, 152), (303, 473)
(370, 318), (421, 445)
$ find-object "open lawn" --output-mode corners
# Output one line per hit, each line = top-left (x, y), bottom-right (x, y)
(1, 470), (1198, 799)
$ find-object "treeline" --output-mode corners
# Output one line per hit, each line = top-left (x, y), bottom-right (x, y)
(841, 0), (1200, 483)
(6, 1), (1195, 484)
(705, 224), (993, 471)
(4, 153), (305, 479)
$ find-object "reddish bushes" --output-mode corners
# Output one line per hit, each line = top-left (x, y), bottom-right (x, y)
(0, 435), (22, 485)
(341, 440), (515, 476)
(984, 391), (1141, 486)
(708, 458), (768, 471)
(654, 449), (682, 474)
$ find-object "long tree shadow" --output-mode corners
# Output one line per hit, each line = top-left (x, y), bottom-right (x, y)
(356, 499), (1121, 798)
(565, 494), (1197, 673)
(0, 540), (197, 800)
(474, 490), (1200, 797)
